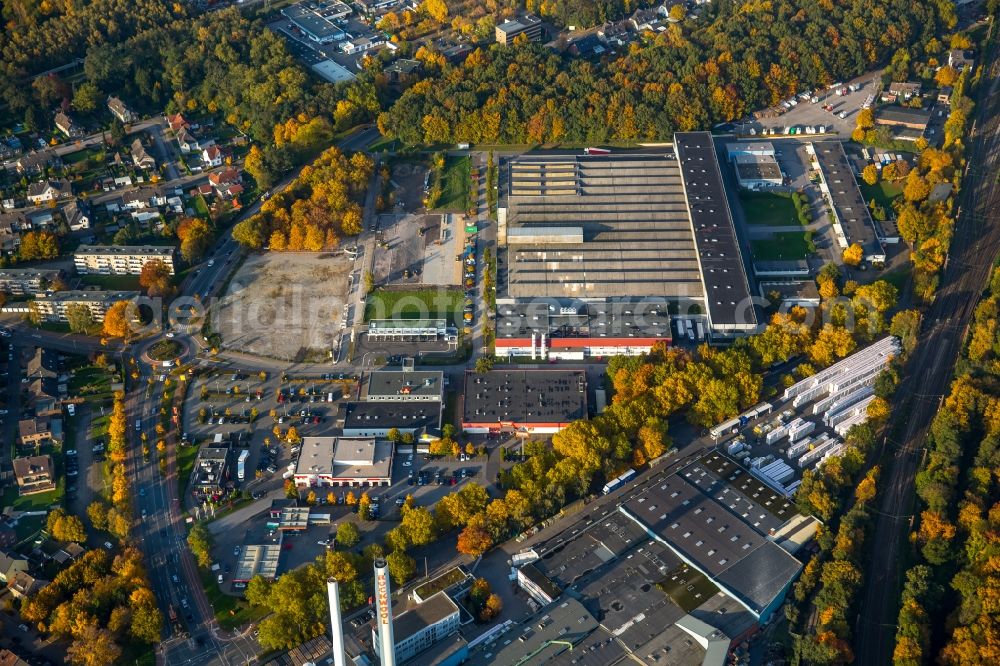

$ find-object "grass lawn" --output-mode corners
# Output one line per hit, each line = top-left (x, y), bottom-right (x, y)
(79, 274), (142, 291)
(881, 265), (913, 292)
(738, 191), (800, 226)
(62, 145), (104, 165)
(3, 479), (63, 514)
(433, 155), (471, 211)
(364, 288), (464, 326)
(193, 194), (211, 219)
(414, 566), (468, 600)
(70, 364), (115, 401)
(148, 339), (182, 361)
(751, 232), (813, 261)
(198, 567), (268, 630)
(177, 444), (201, 498)
(860, 180), (904, 210)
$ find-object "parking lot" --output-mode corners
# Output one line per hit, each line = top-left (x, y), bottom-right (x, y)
(745, 73), (882, 137)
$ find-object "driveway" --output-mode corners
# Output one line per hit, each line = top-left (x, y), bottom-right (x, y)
(67, 404), (100, 519)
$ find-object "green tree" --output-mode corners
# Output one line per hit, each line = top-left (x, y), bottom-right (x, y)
(66, 302), (97, 334)
(336, 521), (361, 548)
(386, 550), (416, 586)
(73, 82), (102, 113)
(187, 522), (213, 568)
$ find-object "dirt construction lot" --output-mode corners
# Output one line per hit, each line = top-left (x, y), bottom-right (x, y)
(215, 252), (352, 361)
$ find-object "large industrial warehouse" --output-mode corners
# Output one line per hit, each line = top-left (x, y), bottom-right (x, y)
(495, 132), (758, 359)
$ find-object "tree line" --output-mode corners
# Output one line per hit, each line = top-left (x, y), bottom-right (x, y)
(378, 0), (948, 145)
(891, 265), (1000, 665)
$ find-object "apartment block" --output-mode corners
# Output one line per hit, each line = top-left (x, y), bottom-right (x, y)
(74, 245), (175, 276)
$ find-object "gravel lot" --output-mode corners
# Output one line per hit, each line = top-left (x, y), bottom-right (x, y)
(215, 252), (353, 361)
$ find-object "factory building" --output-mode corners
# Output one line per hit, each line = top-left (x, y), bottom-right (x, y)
(495, 134), (758, 357)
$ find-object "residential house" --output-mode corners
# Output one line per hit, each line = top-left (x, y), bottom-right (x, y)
(597, 21), (630, 46)
(26, 179), (72, 204)
(166, 113), (189, 133)
(8, 571), (47, 599)
(15, 150), (62, 175)
(949, 49), (975, 71)
(12, 455), (55, 495)
(1, 195), (21, 210)
(208, 168), (242, 198)
(27, 378), (61, 415)
(18, 418), (53, 447)
(567, 34), (606, 59)
(202, 145), (223, 167)
(938, 87), (953, 105)
(52, 542), (85, 565)
(27, 347), (60, 381)
(628, 8), (661, 32)
(107, 96), (137, 123)
(130, 138), (156, 170)
(54, 111), (85, 139)
(0, 213), (28, 254)
(63, 199), (91, 230)
(0, 552), (28, 584)
(176, 128), (202, 154)
(881, 81), (922, 103)
(441, 44), (472, 63)
(0, 648), (31, 666)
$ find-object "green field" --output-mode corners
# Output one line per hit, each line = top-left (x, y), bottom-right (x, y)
(738, 191), (800, 226)
(860, 180), (904, 210)
(177, 443), (201, 498)
(148, 339), (182, 361)
(751, 232), (813, 261)
(198, 566), (268, 630)
(80, 274), (142, 291)
(365, 288), (464, 326)
(433, 155), (471, 211)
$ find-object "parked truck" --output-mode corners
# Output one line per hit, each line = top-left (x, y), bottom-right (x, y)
(237, 449), (249, 481)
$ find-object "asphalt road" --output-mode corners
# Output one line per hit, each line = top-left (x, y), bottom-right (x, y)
(855, 32), (1000, 665)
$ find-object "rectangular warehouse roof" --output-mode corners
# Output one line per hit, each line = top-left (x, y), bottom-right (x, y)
(341, 402), (442, 432)
(499, 150), (706, 301)
(462, 369), (587, 426)
(812, 141), (885, 262)
(364, 371), (444, 401)
(674, 132), (758, 332)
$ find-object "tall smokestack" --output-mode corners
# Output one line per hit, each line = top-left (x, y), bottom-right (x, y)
(327, 579), (346, 666)
(373, 558), (396, 666)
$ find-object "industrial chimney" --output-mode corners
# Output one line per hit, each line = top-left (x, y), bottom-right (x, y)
(373, 558), (397, 666)
(327, 579), (346, 666)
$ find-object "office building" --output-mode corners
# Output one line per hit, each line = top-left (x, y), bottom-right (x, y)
(372, 590), (460, 665)
(495, 14), (543, 45)
(74, 245), (175, 275)
(281, 2), (352, 44)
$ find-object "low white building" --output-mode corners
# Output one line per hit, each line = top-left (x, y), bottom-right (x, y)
(294, 437), (393, 488)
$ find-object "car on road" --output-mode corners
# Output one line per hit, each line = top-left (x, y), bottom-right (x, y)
(217, 574), (224, 584)
(207, 259), (215, 267)
(141, 509), (147, 520)
(139, 488), (145, 497)
(402, 461), (411, 466)
(66, 449), (77, 456)
(17, 624), (28, 632)
(172, 573), (179, 583)
(233, 547), (241, 557)
(104, 541), (113, 550)
(165, 332), (175, 338)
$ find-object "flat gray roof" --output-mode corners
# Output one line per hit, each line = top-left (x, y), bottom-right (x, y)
(342, 402), (442, 432)
(462, 369), (587, 425)
(495, 300), (672, 340)
(813, 141), (884, 260)
(392, 591), (458, 643)
(233, 544), (281, 582)
(295, 436), (392, 480)
(463, 597), (599, 666)
(75, 244), (173, 256)
(500, 150), (705, 301)
(364, 371), (443, 400)
(674, 132), (757, 329)
(735, 155), (783, 181)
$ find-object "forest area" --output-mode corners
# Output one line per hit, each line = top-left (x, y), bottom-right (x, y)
(891, 266), (1000, 665)
(379, 0), (954, 144)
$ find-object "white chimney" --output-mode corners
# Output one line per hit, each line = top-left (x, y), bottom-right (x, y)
(373, 558), (396, 666)
(327, 579), (346, 666)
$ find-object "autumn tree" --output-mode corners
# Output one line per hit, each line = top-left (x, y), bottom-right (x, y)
(139, 258), (174, 298)
(457, 514), (493, 557)
(842, 243), (864, 266)
(336, 521), (360, 548)
(862, 164), (879, 185)
(386, 550), (416, 586)
(102, 301), (135, 339)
